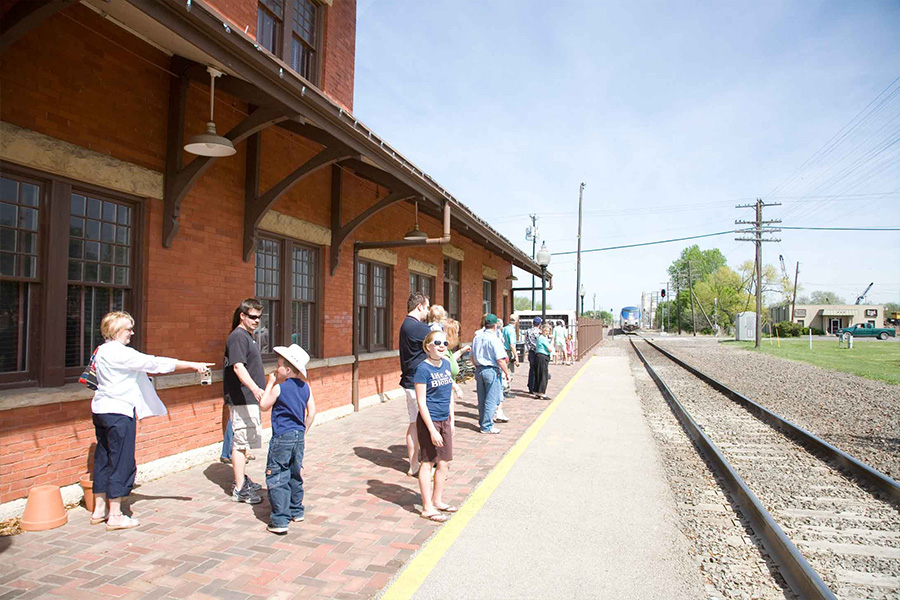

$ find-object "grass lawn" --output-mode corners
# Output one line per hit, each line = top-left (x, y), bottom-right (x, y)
(723, 338), (900, 385)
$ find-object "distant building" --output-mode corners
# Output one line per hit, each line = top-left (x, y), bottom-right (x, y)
(770, 304), (885, 334)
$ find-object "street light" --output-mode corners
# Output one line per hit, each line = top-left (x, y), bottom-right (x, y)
(536, 241), (551, 322)
(579, 283), (585, 317)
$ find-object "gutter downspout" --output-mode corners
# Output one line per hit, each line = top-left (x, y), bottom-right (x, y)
(351, 200), (451, 411)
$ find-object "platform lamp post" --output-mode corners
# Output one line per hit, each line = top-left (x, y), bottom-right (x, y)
(536, 241), (551, 323)
(579, 284), (585, 317)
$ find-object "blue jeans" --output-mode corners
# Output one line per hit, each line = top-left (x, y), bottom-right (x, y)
(92, 413), (136, 499)
(221, 419), (233, 459)
(476, 366), (503, 432)
(265, 429), (306, 527)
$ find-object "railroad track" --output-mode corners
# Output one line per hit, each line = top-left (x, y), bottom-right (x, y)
(630, 337), (900, 600)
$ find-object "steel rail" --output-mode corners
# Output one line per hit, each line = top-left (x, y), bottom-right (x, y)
(630, 339), (836, 600)
(642, 337), (900, 504)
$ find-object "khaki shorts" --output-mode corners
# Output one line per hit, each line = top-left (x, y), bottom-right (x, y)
(230, 404), (262, 450)
(404, 387), (420, 423)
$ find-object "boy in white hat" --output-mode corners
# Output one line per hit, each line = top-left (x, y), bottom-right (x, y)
(260, 344), (316, 535)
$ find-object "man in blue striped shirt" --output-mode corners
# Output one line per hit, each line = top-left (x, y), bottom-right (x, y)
(471, 314), (511, 434)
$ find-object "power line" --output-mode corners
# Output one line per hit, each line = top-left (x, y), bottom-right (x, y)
(550, 231), (734, 256)
(780, 226), (900, 231)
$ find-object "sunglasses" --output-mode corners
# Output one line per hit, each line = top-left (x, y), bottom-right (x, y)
(244, 312), (262, 321)
(429, 340), (449, 347)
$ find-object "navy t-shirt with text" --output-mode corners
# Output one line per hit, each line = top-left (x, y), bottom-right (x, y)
(399, 315), (433, 389)
(413, 358), (453, 421)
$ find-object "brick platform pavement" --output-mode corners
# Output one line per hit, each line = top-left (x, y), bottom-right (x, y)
(0, 352), (595, 600)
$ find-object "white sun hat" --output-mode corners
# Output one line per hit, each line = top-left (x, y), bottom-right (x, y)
(273, 344), (310, 377)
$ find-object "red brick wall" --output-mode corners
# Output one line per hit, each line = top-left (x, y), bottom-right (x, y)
(321, 0), (356, 111)
(0, 6), (514, 504)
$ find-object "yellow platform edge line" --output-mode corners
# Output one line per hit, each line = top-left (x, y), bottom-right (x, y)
(380, 355), (598, 600)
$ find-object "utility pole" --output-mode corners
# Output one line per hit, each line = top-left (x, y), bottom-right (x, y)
(791, 262), (800, 321)
(526, 214), (538, 310)
(736, 199), (782, 348)
(666, 281), (671, 332)
(575, 182), (585, 318)
(592, 293), (596, 313)
(687, 263), (696, 336)
(675, 277), (682, 335)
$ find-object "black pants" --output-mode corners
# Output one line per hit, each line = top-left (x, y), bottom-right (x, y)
(533, 352), (551, 394)
(92, 413), (137, 499)
(527, 349), (537, 392)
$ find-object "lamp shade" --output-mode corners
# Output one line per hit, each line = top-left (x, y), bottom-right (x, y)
(403, 225), (428, 241)
(184, 122), (236, 157)
(536, 241), (551, 267)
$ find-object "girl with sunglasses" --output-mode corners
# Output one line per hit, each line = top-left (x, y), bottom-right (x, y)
(412, 330), (458, 522)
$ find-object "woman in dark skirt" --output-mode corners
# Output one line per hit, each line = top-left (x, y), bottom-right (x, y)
(532, 323), (553, 399)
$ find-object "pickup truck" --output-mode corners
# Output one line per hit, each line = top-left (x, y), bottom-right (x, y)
(837, 323), (896, 340)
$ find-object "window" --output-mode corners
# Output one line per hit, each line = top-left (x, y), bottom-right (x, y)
(482, 278), (495, 316)
(290, 0), (318, 80)
(0, 164), (143, 388)
(0, 175), (40, 376)
(443, 257), (460, 322)
(257, 0), (321, 84)
(257, 0), (283, 54)
(254, 235), (320, 356)
(357, 260), (390, 352)
(66, 192), (134, 369)
(409, 271), (434, 302)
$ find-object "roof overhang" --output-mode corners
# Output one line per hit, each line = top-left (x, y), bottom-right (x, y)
(94, 0), (544, 277)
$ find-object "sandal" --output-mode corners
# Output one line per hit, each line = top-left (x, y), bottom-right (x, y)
(420, 512), (449, 523)
(106, 514), (141, 531)
(435, 504), (458, 513)
(89, 513), (108, 525)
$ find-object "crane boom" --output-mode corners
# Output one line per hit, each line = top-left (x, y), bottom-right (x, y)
(855, 282), (874, 304)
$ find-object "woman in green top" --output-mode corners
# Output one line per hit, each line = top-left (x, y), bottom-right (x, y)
(532, 323), (553, 399)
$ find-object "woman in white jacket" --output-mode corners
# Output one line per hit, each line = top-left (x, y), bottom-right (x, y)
(90, 311), (212, 531)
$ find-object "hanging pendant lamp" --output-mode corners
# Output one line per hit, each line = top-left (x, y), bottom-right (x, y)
(184, 67), (236, 157)
(403, 200), (428, 241)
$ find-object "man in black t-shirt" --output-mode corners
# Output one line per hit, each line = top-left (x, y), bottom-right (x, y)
(399, 291), (431, 476)
(224, 298), (266, 504)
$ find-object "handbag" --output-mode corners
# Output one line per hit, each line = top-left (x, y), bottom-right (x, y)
(79, 347), (99, 391)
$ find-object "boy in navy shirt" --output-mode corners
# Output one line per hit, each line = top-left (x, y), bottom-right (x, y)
(260, 344), (316, 535)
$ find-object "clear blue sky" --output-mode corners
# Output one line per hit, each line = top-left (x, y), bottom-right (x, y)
(354, 1), (900, 313)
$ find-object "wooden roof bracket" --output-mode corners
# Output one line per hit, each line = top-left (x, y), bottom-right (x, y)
(163, 59), (293, 247)
(243, 144), (358, 261)
(329, 165), (417, 275)
(0, 0), (78, 54)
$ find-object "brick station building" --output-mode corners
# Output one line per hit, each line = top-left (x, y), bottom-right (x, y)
(0, 0), (543, 508)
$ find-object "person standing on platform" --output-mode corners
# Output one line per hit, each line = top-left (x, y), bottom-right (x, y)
(472, 314), (511, 434)
(552, 320), (567, 365)
(413, 330), (457, 523)
(501, 315), (520, 399)
(532, 323), (553, 399)
(223, 298), (266, 504)
(399, 292), (431, 477)
(525, 316), (542, 395)
(259, 344), (316, 535)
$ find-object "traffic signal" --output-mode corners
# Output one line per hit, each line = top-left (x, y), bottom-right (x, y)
(660, 289), (666, 298)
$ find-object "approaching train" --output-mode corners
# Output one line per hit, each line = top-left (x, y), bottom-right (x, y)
(621, 306), (642, 332)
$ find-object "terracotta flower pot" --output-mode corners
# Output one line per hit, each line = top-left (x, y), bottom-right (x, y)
(79, 474), (94, 513)
(20, 485), (68, 532)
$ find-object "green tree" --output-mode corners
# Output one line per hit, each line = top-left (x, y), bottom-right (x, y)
(599, 310), (613, 325)
(693, 266), (748, 330)
(884, 302), (900, 313)
(513, 295), (551, 312)
(667, 245), (727, 282)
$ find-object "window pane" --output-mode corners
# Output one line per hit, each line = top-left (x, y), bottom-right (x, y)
(255, 238), (281, 299)
(291, 301), (312, 351)
(0, 280), (29, 373)
(357, 262), (368, 306)
(291, 245), (316, 302)
(256, 299), (278, 354)
(0, 178), (18, 203)
(65, 285), (118, 367)
(0, 177), (41, 280)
